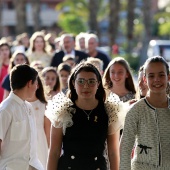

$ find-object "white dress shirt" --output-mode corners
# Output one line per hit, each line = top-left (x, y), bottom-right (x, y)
(0, 92), (44, 170)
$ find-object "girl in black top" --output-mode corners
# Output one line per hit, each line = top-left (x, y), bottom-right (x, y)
(46, 61), (124, 170)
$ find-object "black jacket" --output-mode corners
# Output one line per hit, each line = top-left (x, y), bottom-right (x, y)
(50, 50), (88, 67)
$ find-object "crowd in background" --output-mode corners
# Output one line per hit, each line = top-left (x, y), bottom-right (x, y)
(0, 30), (169, 170)
(0, 30), (112, 103)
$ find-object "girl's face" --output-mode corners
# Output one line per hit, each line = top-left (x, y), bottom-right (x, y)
(13, 54), (26, 65)
(0, 45), (10, 59)
(59, 70), (70, 87)
(109, 63), (128, 87)
(73, 71), (99, 100)
(144, 62), (170, 94)
(34, 36), (45, 51)
(44, 71), (57, 90)
(138, 71), (148, 97)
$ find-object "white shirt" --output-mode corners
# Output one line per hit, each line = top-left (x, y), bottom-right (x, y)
(64, 50), (76, 58)
(0, 92), (44, 170)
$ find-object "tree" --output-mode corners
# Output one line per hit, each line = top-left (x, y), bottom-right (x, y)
(140, 0), (153, 65)
(154, 8), (170, 38)
(56, 0), (105, 38)
(108, 0), (120, 48)
(0, 0), (3, 37)
(88, 0), (99, 34)
(58, 14), (87, 35)
(30, 0), (41, 32)
(13, 0), (27, 35)
(126, 0), (136, 53)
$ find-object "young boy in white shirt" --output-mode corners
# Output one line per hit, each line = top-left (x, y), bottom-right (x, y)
(0, 64), (44, 170)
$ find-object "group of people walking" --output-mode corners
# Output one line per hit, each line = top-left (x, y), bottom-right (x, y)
(0, 30), (170, 170)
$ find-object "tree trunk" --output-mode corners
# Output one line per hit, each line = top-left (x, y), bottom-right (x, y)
(108, 0), (120, 49)
(88, 0), (99, 35)
(140, 0), (153, 66)
(14, 0), (27, 35)
(0, 1), (3, 37)
(126, 0), (136, 53)
(30, 0), (41, 32)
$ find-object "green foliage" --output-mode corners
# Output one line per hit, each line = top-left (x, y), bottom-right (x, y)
(134, 22), (144, 38)
(153, 9), (170, 37)
(111, 53), (139, 72)
(56, 0), (88, 20)
(159, 22), (170, 37)
(58, 14), (87, 35)
(56, 0), (107, 23)
(124, 54), (139, 72)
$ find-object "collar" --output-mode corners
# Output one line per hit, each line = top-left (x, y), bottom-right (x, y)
(64, 50), (75, 57)
(144, 97), (170, 110)
(9, 92), (25, 105)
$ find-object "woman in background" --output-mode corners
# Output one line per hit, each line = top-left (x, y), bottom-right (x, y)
(2, 51), (29, 100)
(41, 66), (60, 100)
(27, 31), (52, 68)
(0, 41), (11, 102)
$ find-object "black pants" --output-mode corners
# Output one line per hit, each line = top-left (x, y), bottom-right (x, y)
(58, 154), (107, 170)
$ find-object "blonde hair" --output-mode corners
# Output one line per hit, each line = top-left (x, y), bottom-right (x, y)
(29, 31), (51, 53)
(86, 57), (103, 73)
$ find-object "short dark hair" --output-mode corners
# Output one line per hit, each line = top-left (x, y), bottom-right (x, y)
(143, 56), (169, 75)
(10, 64), (38, 90)
(58, 63), (71, 74)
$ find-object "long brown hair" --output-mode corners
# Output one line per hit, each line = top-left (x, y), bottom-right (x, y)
(102, 57), (136, 94)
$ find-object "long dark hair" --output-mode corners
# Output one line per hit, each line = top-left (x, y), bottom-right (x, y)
(41, 66), (60, 91)
(67, 61), (106, 102)
(36, 76), (47, 104)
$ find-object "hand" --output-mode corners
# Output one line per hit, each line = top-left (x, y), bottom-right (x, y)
(129, 99), (137, 105)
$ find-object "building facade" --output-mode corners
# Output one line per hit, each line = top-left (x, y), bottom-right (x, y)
(0, 0), (63, 37)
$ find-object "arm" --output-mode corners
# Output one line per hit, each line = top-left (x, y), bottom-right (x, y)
(0, 139), (1, 157)
(107, 131), (120, 170)
(44, 116), (51, 147)
(3, 90), (10, 100)
(120, 107), (138, 170)
(47, 125), (63, 170)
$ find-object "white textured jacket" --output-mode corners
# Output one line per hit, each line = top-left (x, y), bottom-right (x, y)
(120, 98), (170, 170)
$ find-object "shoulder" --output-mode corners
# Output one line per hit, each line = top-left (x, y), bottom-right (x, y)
(127, 98), (146, 117)
(53, 50), (64, 57)
(97, 50), (110, 58)
(0, 98), (15, 118)
(75, 50), (88, 56)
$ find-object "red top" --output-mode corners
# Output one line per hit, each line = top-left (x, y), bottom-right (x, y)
(0, 64), (9, 103)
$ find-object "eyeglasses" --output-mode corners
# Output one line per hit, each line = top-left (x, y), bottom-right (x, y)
(76, 78), (98, 87)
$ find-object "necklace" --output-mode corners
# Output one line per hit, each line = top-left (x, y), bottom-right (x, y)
(82, 109), (93, 120)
